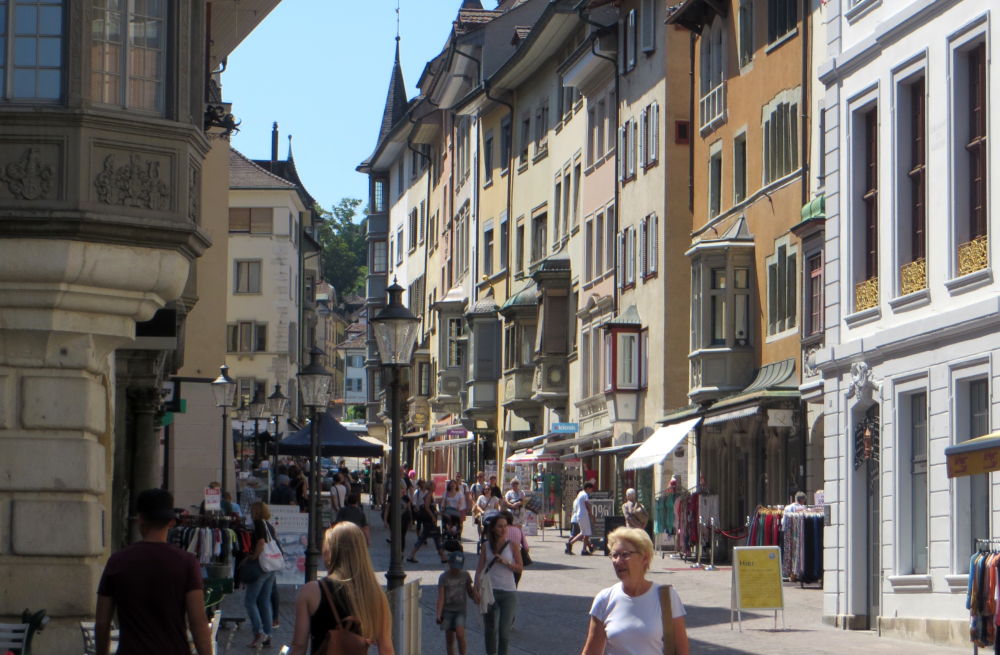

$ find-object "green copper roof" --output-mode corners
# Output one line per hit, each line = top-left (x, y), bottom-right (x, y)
(800, 194), (826, 221)
(500, 280), (538, 311)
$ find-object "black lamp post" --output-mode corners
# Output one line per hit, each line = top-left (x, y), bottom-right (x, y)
(298, 347), (332, 583)
(266, 383), (289, 501)
(250, 391), (267, 465)
(371, 281), (420, 591)
(210, 365), (237, 501)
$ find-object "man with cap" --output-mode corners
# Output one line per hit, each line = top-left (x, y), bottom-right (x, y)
(436, 550), (478, 655)
(95, 488), (212, 655)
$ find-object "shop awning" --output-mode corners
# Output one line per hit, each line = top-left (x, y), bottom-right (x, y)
(401, 431), (428, 441)
(623, 417), (701, 471)
(596, 443), (641, 456)
(703, 406), (760, 425)
(506, 448), (563, 464)
(946, 432), (1000, 478)
(361, 436), (390, 451)
(544, 429), (612, 451)
(419, 436), (474, 451)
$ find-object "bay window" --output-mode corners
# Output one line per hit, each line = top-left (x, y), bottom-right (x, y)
(91, 0), (167, 112)
(3, 0), (64, 101)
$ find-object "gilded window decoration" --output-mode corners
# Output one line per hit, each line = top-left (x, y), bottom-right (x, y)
(957, 234), (988, 276)
(854, 276), (878, 312)
(899, 258), (926, 295)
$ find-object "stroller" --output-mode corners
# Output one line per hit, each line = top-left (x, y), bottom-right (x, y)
(440, 507), (463, 552)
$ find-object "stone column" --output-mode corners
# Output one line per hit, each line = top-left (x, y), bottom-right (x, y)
(0, 239), (189, 651)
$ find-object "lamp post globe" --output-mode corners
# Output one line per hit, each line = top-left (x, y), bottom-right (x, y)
(297, 346), (332, 583)
(371, 281), (420, 591)
(210, 364), (237, 501)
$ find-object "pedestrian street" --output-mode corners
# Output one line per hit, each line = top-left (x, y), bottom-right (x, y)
(223, 507), (965, 654)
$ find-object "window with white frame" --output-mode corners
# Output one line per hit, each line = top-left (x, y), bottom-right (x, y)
(708, 145), (722, 218)
(519, 114), (531, 165)
(234, 260), (262, 294)
(691, 252), (753, 350)
(804, 250), (823, 337)
(640, 0), (655, 53)
(408, 210), (418, 251)
(899, 75), (926, 275)
(91, 0), (165, 111)
(766, 240), (797, 335)
(643, 102), (659, 167)
(372, 241), (387, 273)
(952, 37), (988, 274)
(595, 212), (605, 280)
(447, 317), (464, 368)
(585, 218), (594, 282)
(483, 129), (494, 186)
(531, 212), (547, 263)
(620, 9), (637, 73)
(535, 102), (549, 154)
(738, 0), (754, 67)
(617, 332), (639, 389)
(640, 329), (649, 389)
(483, 220), (495, 277)
(700, 19), (725, 127)
(763, 88), (800, 184)
(572, 163), (581, 228)
(734, 132), (747, 203)
(580, 328), (591, 396)
(562, 170), (571, 237)
(954, 372), (991, 573)
(500, 117), (512, 173)
(395, 227), (403, 265)
(605, 205), (616, 273)
(499, 214), (509, 273)
(851, 100), (879, 311)
(901, 389), (928, 575)
(515, 223), (525, 273)
(767, 0), (797, 44)
(553, 178), (562, 241)
(642, 214), (658, 278)
(227, 321), (267, 353)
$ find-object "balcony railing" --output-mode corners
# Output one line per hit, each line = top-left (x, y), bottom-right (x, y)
(957, 234), (989, 276)
(899, 258), (926, 295)
(699, 82), (726, 129)
(855, 276), (879, 312)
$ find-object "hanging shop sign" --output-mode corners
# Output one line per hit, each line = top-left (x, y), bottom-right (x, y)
(552, 422), (579, 434)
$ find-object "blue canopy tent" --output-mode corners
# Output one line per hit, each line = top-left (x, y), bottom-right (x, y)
(277, 410), (383, 458)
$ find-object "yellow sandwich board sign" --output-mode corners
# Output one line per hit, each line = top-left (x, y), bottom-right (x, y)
(731, 546), (784, 631)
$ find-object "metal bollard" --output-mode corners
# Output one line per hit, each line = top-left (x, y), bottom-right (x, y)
(705, 517), (717, 571)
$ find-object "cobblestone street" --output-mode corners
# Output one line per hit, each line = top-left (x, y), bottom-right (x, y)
(220, 507), (967, 654)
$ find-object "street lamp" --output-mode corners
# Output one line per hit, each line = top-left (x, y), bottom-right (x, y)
(250, 391), (268, 464)
(266, 383), (289, 502)
(298, 346), (332, 583)
(371, 281), (420, 591)
(235, 396), (250, 470)
(210, 364), (237, 503)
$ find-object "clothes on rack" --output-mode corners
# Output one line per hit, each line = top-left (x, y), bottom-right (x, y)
(746, 507), (783, 547)
(966, 546), (1000, 649)
(168, 518), (253, 566)
(654, 492), (681, 536)
(782, 510), (823, 583)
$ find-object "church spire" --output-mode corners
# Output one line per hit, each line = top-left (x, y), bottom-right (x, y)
(376, 34), (408, 147)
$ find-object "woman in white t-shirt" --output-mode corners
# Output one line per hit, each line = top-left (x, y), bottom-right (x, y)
(581, 527), (690, 655)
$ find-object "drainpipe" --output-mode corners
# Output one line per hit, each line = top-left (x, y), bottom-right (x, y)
(689, 32), (696, 212)
(800, 0), (810, 207)
(484, 79), (515, 298)
(576, 2), (619, 303)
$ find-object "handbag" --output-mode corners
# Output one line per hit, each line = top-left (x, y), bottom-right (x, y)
(475, 540), (508, 613)
(659, 584), (675, 655)
(259, 522), (284, 573)
(238, 557), (263, 584)
(520, 544), (533, 567)
(316, 578), (369, 655)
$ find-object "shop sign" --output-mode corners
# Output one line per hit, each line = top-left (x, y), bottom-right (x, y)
(203, 486), (221, 511)
(731, 546), (784, 630)
(552, 422), (578, 434)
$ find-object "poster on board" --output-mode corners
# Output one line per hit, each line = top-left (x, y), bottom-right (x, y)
(732, 546), (784, 611)
(269, 505), (311, 585)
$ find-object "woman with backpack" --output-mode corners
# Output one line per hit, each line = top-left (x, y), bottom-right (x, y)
(288, 522), (393, 654)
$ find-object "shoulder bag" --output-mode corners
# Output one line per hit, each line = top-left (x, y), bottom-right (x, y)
(659, 584), (675, 655)
(259, 521), (285, 573)
(475, 540), (509, 613)
(316, 578), (369, 655)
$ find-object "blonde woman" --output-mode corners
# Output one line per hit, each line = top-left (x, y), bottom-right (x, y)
(289, 522), (394, 654)
(581, 527), (689, 655)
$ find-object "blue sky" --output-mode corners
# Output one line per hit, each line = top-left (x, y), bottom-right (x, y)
(224, 1), (467, 215)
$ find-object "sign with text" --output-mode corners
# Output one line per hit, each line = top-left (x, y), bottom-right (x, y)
(203, 487), (221, 512)
(732, 546), (784, 611)
(552, 422), (578, 434)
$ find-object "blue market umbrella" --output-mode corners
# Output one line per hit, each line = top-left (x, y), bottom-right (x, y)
(277, 409), (382, 458)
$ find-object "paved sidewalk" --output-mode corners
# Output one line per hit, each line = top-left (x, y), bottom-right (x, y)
(219, 506), (968, 654)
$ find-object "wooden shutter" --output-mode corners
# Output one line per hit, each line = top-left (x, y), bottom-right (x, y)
(617, 231), (625, 287)
(649, 214), (658, 273)
(229, 208), (250, 232)
(639, 217), (647, 277)
(250, 207), (271, 234)
(650, 102), (659, 163)
(639, 108), (647, 168)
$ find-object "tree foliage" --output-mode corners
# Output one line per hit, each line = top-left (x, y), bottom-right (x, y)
(315, 198), (367, 297)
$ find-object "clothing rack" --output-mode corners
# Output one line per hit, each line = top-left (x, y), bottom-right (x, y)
(968, 539), (1000, 653)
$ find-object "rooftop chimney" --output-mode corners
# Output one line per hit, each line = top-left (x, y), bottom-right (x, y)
(271, 122), (279, 163)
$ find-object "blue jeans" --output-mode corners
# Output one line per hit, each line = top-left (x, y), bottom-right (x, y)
(483, 589), (517, 655)
(244, 570), (276, 637)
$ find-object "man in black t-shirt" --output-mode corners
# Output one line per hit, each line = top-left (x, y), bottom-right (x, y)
(334, 493), (370, 544)
(96, 489), (211, 655)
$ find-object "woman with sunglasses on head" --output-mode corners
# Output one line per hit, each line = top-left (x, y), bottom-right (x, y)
(474, 510), (522, 655)
(581, 527), (689, 655)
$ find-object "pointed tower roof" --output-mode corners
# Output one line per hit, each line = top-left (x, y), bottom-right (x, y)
(377, 40), (409, 148)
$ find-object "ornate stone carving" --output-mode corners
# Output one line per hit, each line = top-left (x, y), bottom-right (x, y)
(846, 361), (880, 400)
(802, 344), (821, 378)
(1, 148), (53, 200)
(94, 154), (169, 210)
(188, 166), (200, 223)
